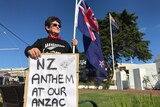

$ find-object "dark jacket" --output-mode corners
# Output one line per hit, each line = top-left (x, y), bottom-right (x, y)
(24, 37), (78, 57)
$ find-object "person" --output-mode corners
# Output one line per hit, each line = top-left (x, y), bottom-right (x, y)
(24, 16), (78, 59)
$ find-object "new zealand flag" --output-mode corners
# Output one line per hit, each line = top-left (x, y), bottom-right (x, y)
(77, 0), (107, 81)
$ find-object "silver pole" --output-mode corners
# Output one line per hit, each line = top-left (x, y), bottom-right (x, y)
(72, 0), (79, 53)
(109, 13), (116, 85)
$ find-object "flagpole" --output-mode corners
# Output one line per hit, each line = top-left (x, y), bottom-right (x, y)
(109, 13), (116, 86)
(72, 0), (79, 53)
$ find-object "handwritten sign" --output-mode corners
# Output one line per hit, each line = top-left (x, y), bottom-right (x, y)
(24, 54), (79, 107)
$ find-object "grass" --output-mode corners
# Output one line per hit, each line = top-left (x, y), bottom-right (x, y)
(79, 89), (160, 107)
(0, 89), (160, 107)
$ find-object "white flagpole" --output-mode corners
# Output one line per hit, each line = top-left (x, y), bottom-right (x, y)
(72, 0), (79, 53)
(109, 13), (116, 85)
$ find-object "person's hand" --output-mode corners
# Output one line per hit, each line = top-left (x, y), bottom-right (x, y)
(72, 39), (78, 46)
(28, 48), (41, 59)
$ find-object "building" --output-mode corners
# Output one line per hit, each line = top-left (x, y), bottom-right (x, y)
(0, 68), (28, 85)
(117, 54), (160, 90)
(0, 68), (28, 77)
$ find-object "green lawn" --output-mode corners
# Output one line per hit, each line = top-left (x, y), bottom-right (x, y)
(1, 89), (160, 107)
(79, 89), (160, 107)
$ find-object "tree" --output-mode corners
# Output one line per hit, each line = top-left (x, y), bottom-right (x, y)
(98, 9), (152, 82)
(99, 9), (152, 63)
(79, 10), (152, 88)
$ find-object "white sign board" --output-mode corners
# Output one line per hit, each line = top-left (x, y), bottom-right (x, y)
(24, 54), (79, 107)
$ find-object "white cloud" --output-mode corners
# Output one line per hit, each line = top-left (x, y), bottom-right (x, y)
(153, 24), (160, 29)
(139, 27), (147, 33)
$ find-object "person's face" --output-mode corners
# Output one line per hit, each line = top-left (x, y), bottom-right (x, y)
(46, 21), (61, 35)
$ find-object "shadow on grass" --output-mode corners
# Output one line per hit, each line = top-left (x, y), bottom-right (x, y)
(79, 100), (98, 107)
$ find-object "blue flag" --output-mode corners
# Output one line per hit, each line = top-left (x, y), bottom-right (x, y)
(77, 0), (106, 81)
(110, 14), (119, 30)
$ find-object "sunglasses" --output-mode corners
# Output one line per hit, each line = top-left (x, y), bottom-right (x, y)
(51, 23), (61, 28)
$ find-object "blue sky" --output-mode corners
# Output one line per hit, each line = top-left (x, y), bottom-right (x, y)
(0, 0), (160, 68)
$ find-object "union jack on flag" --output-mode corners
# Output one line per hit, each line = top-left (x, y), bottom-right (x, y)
(78, 0), (107, 81)
(110, 14), (119, 29)
(78, 0), (99, 41)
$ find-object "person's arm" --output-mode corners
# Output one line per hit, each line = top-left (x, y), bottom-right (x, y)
(24, 39), (42, 59)
(24, 46), (32, 57)
(71, 39), (79, 53)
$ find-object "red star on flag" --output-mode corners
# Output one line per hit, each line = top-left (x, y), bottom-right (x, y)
(99, 60), (104, 68)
